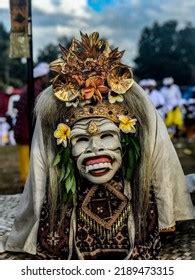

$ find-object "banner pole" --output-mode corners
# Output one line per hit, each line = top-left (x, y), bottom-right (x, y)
(27, 0), (34, 148)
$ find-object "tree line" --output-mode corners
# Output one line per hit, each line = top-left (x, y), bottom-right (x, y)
(134, 20), (195, 85)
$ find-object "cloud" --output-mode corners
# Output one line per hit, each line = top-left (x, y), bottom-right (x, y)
(130, 0), (141, 8)
(0, 0), (9, 9)
(158, 0), (195, 24)
(33, 0), (89, 18)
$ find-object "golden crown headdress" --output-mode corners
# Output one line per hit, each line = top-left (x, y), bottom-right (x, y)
(52, 32), (137, 141)
(50, 32), (134, 107)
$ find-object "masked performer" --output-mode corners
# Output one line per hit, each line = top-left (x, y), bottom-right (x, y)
(0, 32), (193, 260)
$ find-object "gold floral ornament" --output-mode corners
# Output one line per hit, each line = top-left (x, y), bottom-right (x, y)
(107, 66), (134, 94)
(54, 123), (71, 147)
(87, 121), (99, 135)
(52, 75), (80, 102)
(118, 115), (137, 134)
(82, 76), (109, 102)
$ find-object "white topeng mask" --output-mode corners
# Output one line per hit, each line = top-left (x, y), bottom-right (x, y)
(70, 118), (122, 184)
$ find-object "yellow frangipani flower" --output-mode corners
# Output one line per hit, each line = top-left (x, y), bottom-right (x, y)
(118, 115), (137, 133)
(54, 123), (71, 147)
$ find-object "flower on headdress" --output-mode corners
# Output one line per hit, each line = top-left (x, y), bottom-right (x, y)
(53, 76), (80, 102)
(108, 92), (124, 104)
(66, 98), (79, 108)
(118, 115), (137, 133)
(107, 66), (134, 94)
(54, 123), (71, 147)
(80, 100), (91, 107)
(81, 76), (109, 102)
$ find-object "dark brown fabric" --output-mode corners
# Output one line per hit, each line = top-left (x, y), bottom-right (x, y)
(36, 199), (73, 259)
(131, 189), (161, 259)
(0, 92), (10, 117)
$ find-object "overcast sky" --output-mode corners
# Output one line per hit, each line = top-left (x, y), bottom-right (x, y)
(1, 0), (195, 66)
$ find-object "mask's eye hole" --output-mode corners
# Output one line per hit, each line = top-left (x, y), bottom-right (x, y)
(76, 137), (89, 143)
(100, 133), (114, 139)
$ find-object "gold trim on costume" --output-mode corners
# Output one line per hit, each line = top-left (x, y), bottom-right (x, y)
(160, 225), (176, 232)
(79, 182), (131, 239)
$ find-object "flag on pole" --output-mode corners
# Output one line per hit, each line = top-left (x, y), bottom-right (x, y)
(9, 0), (29, 58)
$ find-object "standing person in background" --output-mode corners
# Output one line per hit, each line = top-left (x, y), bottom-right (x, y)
(160, 77), (183, 138)
(139, 79), (149, 94)
(14, 62), (50, 186)
(147, 79), (165, 120)
(184, 88), (195, 139)
(0, 86), (14, 146)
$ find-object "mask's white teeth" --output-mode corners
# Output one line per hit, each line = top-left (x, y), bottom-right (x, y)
(88, 165), (94, 171)
(85, 162), (113, 173)
(94, 164), (99, 170)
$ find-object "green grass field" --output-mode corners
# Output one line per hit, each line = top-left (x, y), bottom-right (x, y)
(0, 146), (23, 194)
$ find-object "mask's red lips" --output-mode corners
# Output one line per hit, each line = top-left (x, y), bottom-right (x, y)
(84, 155), (112, 166)
(89, 169), (110, 177)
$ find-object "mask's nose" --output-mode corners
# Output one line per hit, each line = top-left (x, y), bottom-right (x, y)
(86, 136), (104, 154)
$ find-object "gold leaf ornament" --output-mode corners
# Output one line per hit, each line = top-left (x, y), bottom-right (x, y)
(102, 41), (111, 57)
(107, 66), (134, 94)
(49, 58), (64, 73)
(89, 32), (99, 46)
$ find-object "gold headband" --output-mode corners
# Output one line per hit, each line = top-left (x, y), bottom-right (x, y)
(63, 102), (131, 127)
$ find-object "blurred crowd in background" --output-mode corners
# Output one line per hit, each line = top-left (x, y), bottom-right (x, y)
(139, 77), (195, 139)
(0, 62), (50, 147)
(0, 62), (50, 185)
